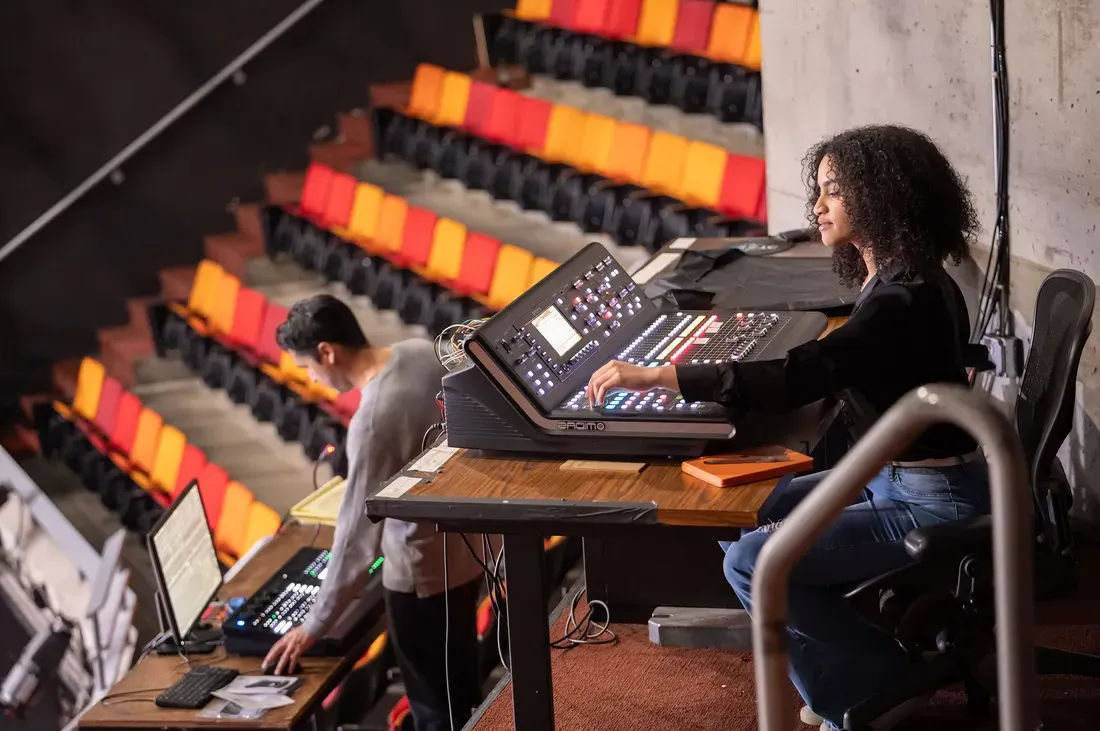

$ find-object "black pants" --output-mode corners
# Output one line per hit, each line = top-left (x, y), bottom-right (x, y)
(385, 579), (482, 731)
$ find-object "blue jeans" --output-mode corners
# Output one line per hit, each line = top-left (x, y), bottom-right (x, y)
(721, 461), (990, 730)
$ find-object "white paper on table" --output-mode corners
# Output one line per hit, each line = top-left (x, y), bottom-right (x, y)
(211, 690), (295, 710)
(375, 474), (423, 499)
(409, 445), (460, 474)
(632, 252), (681, 284)
(223, 675), (300, 696)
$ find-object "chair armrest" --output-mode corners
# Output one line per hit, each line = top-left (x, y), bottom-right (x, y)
(904, 514), (992, 562)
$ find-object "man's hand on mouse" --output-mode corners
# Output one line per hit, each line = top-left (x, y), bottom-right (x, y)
(263, 626), (315, 675)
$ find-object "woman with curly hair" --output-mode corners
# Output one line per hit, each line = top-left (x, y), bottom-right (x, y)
(586, 125), (989, 729)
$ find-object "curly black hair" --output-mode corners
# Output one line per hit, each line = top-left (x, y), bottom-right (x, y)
(803, 124), (980, 287)
(276, 294), (369, 355)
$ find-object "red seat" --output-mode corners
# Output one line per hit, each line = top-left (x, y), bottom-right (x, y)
(321, 172), (358, 229)
(257, 303), (289, 365)
(463, 82), (498, 139)
(298, 163), (335, 221)
(515, 97), (554, 155)
(670, 0), (715, 54)
(396, 207), (438, 269)
(549, 0), (578, 28)
(718, 153), (767, 219)
(173, 444), (207, 502)
(573, 0), (612, 34)
(483, 89), (523, 147)
(88, 377), (122, 437)
(605, 0), (644, 39)
(228, 287), (266, 353)
(453, 233), (501, 297)
(197, 462), (230, 532)
(107, 392), (142, 456)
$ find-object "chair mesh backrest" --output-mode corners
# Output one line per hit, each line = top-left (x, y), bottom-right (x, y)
(1015, 269), (1095, 485)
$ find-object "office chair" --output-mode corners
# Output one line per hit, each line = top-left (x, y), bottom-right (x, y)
(841, 269), (1100, 730)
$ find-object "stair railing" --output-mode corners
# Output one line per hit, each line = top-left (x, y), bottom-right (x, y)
(0, 0), (329, 266)
(751, 383), (1038, 731)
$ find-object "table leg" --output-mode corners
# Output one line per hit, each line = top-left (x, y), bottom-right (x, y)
(503, 533), (555, 731)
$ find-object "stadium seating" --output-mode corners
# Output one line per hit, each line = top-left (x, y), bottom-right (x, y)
(39, 357), (279, 564)
(484, 0), (763, 124)
(372, 64), (766, 251)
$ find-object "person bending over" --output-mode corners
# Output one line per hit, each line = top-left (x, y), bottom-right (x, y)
(586, 125), (990, 730)
(264, 295), (485, 731)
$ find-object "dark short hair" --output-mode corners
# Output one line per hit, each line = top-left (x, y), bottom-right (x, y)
(802, 124), (980, 287)
(275, 295), (369, 355)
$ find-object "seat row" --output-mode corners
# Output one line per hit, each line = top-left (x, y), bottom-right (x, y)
(265, 162), (561, 327)
(375, 64), (766, 251)
(39, 357), (280, 563)
(488, 0), (762, 122)
(149, 258), (361, 465)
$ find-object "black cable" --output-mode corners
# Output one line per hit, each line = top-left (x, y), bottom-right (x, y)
(422, 423), (446, 451)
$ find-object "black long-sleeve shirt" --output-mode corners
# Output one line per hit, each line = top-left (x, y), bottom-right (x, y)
(676, 266), (978, 461)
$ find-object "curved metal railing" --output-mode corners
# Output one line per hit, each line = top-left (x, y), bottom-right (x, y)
(0, 0), (329, 266)
(751, 384), (1038, 731)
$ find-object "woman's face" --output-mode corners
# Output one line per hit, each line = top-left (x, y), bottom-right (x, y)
(812, 155), (853, 248)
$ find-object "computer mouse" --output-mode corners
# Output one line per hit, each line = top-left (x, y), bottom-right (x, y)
(261, 658), (302, 676)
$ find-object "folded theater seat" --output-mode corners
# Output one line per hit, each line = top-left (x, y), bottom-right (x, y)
(372, 63), (767, 252)
(147, 261), (360, 466)
(40, 358), (281, 560)
(484, 0), (763, 125)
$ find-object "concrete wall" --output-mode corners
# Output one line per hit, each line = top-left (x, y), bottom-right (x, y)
(758, 0), (1100, 521)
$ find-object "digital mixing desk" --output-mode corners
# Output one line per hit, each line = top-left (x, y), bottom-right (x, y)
(443, 243), (829, 457)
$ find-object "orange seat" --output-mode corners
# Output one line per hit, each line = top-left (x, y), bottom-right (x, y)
(743, 12), (761, 70)
(706, 4), (754, 66)
(299, 163), (335, 221)
(678, 141), (728, 209)
(639, 131), (689, 196)
(208, 273), (241, 339)
(604, 121), (651, 183)
(244, 502), (283, 553)
(670, 0), (714, 55)
(114, 408), (162, 476)
(453, 232), (501, 297)
(578, 113), (618, 175)
(436, 72), (473, 129)
(197, 462), (230, 532)
(172, 444), (207, 502)
(345, 183), (385, 246)
(529, 257), (559, 285)
(69, 357), (106, 423)
(486, 245), (536, 310)
(426, 218), (468, 284)
(406, 64), (446, 122)
(171, 259), (224, 330)
(145, 426), (186, 498)
(374, 195), (409, 256)
(543, 105), (589, 167)
(634, 0), (679, 47)
(215, 481), (254, 564)
(718, 153), (766, 220)
(514, 0), (553, 22)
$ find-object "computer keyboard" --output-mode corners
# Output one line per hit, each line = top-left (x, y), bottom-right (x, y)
(155, 666), (240, 710)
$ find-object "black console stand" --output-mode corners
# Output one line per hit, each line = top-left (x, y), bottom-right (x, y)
(152, 590), (221, 655)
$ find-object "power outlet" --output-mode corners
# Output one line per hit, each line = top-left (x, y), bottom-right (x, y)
(981, 333), (1025, 378)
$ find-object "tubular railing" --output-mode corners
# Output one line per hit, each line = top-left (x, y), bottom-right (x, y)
(751, 384), (1038, 731)
(0, 0), (329, 266)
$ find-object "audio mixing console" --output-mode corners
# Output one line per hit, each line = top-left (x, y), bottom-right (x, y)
(443, 243), (829, 457)
(222, 548), (384, 656)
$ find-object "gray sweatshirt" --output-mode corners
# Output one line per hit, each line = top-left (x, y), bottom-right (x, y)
(302, 339), (486, 638)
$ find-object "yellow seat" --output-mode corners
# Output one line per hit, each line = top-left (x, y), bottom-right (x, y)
(529, 257), (559, 286)
(186, 260), (225, 323)
(208, 273), (241, 338)
(113, 408), (163, 476)
(634, 0), (679, 48)
(344, 183), (385, 246)
(543, 105), (589, 167)
(514, 0), (552, 21)
(215, 481), (254, 564)
(354, 632), (389, 670)
(374, 195), (409, 256)
(436, 72), (473, 128)
(605, 121), (651, 183)
(486, 245), (536, 310)
(577, 114), (618, 175)
(427, 218), (467, 283)
(244, 502), (283, 553)
(70, 357), (106, 423)
(706, 4), (755, 65)
(148, 426), (186, 498)
(406, 64), (445, 121)
(678, 141), (727, 209)
(639, 131), (689, 197)
(743, 12), (761, 71)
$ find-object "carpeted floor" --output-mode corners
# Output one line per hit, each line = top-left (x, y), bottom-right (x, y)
(475, 546), (1100, 731)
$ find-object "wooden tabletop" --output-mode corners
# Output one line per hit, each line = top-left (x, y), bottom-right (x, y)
(79, 523), (352, 731)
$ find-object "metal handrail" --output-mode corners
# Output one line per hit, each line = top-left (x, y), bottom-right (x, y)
(751, 384), (1038, 731)
(0, 0), (329, 266)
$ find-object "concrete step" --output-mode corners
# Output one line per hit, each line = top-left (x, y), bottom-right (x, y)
(99, 326), (155, 389)
(309, 140), (373, 174)
(159, 266), (196, 303)
(354, 158), (648, 270)
(204, 232), (265, 280)
(338, 111), (374, 151)
(522, 76), (764, 159)
(234, 202), (264, 240)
